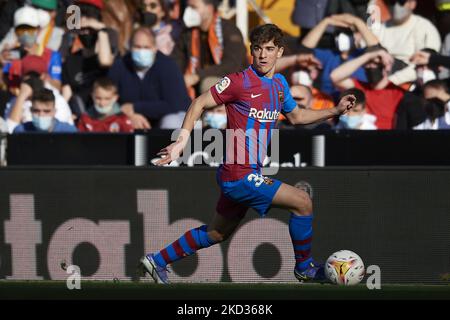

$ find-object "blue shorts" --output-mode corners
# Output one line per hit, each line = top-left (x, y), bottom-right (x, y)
(216, 171), (282, 218)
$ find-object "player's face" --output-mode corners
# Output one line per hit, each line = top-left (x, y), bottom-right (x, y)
(251, 40), (284, 77)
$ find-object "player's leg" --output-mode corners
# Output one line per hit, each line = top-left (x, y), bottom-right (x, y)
(139, 193), (246, 283)
(271, 183), (325, 282)
(207, 212), (244, 243)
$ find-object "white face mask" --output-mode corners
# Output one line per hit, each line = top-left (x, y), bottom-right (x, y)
(335, 33), (352, 52)
(204, 112), (227, 129)
(37, 9), (51, 28)
(291, 70), (313, 87)
(392, 2), (411, 22)
(94, 102), (115, 115)
(417, 68), (436, 86)
(183, 6), (201, 28)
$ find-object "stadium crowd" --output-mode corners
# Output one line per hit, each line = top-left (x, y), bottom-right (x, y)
(1, 0), (450, 133)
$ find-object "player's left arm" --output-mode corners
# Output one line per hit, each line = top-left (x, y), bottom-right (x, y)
(285, 95), (356, 125)
(154, 90), (218, 165)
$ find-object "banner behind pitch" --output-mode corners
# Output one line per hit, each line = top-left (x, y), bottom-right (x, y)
(0, 168), (449, 284)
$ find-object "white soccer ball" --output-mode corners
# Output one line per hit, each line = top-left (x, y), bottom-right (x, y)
(325, 250), (365, 286)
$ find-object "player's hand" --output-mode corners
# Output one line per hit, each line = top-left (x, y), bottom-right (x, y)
(155, 140), (185, 166)
(410, 51), (431, 66)
(335, 94), (356, 115)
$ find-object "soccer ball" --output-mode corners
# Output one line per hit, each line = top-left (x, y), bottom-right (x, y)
(325, 250), (365, 285)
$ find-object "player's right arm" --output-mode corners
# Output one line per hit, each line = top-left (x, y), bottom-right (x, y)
(154, 90), (217, 166)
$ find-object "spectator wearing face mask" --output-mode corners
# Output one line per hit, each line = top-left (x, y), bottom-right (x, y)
(60, 0), (119, 118)
(335, 88), (377, 129)
(413, 98), (446, 130)
(137, 0), (183, 56)
(299, 13), (380, 97)
(77, 77), (134, 133)
(414, 79), (450, 129)
(172, 0), (247, 98)
(331, 47), (405, 129)
(1, 6), (63, 93)
(5, 71), (73, 133)
(371, 0), (441, 86)
(13, 88), (77, 133)
(0, 0), (64, 53)
(203, 104), (227, 129)
(290, 66), (335, 111)
(108, 27), (191, 129)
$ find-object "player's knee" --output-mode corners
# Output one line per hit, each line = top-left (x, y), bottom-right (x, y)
(292, 190), (313, 216)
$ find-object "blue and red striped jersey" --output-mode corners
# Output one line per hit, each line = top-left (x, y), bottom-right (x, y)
(210, 66), (297, 181)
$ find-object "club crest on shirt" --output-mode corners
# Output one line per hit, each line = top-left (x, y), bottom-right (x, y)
(215, 77), (231, 94)
(278, 91), (284, 103)
(263, 177), (274, 185)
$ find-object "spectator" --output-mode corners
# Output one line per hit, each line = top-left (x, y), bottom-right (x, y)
(335, 88), (377, 129)
(291, 0), (370, 48)
(108, 27), (191, 129)
(291, 0), (333, 48)
(0, 0), (65, 52)
(290, 66), (335, 110)
(13, 88), (77, 133)
(414, 79), (450, 130)
(300, 13), (379, 97)
(331, 47), (405, 129)
(290, 84), (313, 109)
(6, 72), (74, 133)
(172, 0), (247, 98)
(1, 6), (63, 93)
(137, 0), (183, 56)
(76, 77), (134, 132)
(203, 104), (226, 129)
(371, 0), (441, 86)
(280, 84), (333, 130)
(102, 0), (139, 55)
(394, 90), (427, 129)
(60, 0), (119, 118)
(413, 97), (446, 130)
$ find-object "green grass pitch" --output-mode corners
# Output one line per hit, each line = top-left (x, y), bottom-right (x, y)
(1, 281), (449, 300)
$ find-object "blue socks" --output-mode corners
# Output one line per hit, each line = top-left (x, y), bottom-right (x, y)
(151, 225), (215, 268)
(289, 213), (313, 272)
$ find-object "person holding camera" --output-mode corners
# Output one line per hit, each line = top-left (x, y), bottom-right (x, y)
(1, 6), (62, 94)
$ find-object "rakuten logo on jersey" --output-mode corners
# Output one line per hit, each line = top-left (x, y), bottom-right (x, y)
(249, 108), (280, 123)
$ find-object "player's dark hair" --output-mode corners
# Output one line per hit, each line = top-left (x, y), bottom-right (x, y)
(250, 24), (284, 48)
(93, 77), (118, 93)
(32, 88), (55, 105)
(339, 88), (366, 107)
(423, 79), (449, 93)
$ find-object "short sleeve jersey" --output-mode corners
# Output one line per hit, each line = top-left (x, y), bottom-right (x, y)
(210, 66), (297, 181)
